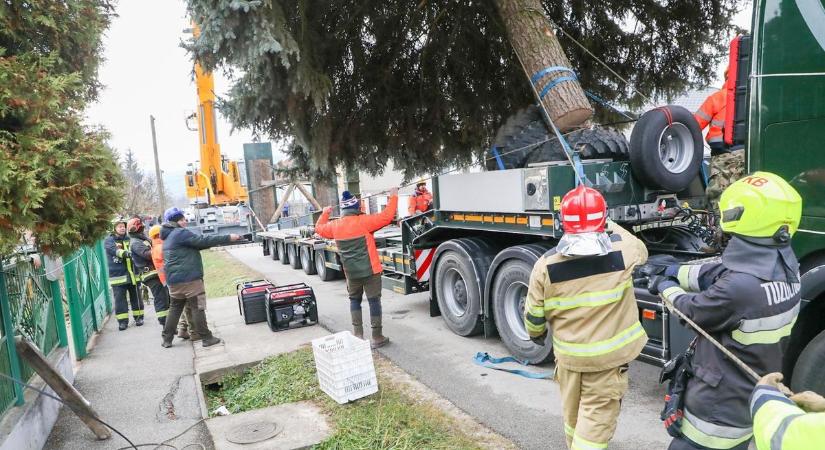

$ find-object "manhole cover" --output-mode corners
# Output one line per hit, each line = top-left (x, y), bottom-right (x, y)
(226, 421), (283, 444)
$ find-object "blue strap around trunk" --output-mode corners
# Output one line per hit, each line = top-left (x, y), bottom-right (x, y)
(473, 352), (555, 379)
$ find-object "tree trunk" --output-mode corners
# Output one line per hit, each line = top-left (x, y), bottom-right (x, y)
(312, 178), (340, 215)
(494, 0), (593, 131)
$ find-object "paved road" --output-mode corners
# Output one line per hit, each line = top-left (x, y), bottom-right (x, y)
(228, 245), (672, 450)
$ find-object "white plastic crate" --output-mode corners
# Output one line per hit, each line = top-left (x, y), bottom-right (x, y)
(312, 331), (378, 404)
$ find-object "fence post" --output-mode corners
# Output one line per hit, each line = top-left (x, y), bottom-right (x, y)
(63, 253), (87, 360)
(0, 271), (25, 405)
(95, 241), (113, 313)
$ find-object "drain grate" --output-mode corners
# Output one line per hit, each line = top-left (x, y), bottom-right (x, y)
(226, 421), (283, 444)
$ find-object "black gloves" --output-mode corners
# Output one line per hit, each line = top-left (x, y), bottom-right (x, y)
(648, 274), (679, 296)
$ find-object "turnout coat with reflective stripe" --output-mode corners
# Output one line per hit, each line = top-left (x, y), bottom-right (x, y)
(129, 232), (158, 281)
(750, 384), (825, 450)
(524, 224), (648, 372)
(104, 233), (137, 286)
(661, 238), (801, 449)
(315, 195), (398, 279)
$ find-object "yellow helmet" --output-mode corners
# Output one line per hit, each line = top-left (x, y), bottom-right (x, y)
(719, 171), (802, 240)
(148, 225), (162, 239)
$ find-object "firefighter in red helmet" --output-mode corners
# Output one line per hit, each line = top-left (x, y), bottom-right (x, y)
(524, 185), (649, 449)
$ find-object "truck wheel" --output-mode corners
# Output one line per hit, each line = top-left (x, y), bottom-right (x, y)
(301, 246), (317, 275)
(288, 244), (302, 270)
(791, 329), (825, 396)
(270, 239), (279, 261)
(629, 105), (703, 192)
(434, 250), (483, 336)
(279, 241), (290, 265)
(488, 105), (629, 170)
(490, 253), (553, 363)
(316, 250), (339, 281)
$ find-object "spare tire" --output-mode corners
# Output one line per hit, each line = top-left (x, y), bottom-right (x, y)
(488, 105), (629, 170)
(629, 105), (703, 192)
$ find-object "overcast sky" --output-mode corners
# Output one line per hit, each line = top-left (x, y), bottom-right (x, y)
(87, 0), (752, 179)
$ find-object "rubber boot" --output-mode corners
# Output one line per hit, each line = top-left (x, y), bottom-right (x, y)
(135, 316), (144, 327)
(118, 321), (128, 331)
(351, 309), (364, 340)
(370, 315), (389, 349)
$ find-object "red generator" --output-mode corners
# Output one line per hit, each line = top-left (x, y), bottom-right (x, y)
(236, 280), (275, 325)
(264, 283), (319, 332)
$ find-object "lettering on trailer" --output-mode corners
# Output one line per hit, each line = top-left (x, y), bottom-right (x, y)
(760, 281), (801, 306)
(414, 249), (435, 282)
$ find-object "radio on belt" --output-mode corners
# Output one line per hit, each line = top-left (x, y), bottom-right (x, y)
(264, 283), (319, 332)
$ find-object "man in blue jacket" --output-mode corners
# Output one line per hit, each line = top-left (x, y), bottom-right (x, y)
(160, 207), (241, 348)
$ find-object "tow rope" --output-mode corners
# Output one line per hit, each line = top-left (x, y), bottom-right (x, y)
(472, 352), (555, 379)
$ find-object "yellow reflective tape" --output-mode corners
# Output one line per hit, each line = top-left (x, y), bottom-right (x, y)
(527, 302), (545, 317)
(553, 322), (646, 357)
(681, 409), (752, 449)
(732, 318), (796, 345)
(564, 423), (575, 437)
(662, 286), (686, 302)
(156, 310), (169, 318)
(525, 321), (546, 334)
(572, 433), (608, 450)
(109, 276), (127, 285)
(677, 266), (692, 290)
(545, 280), (631, 310)
(133, 310), (144, 316)
(116, 313), (129, 320)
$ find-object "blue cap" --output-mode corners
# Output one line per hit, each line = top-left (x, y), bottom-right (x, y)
(164, 207), (185, 222)
(341, 191), (360, 210)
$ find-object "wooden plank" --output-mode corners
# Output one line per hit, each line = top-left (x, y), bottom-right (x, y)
(268, 183), (296, 224)
(14, 337), (111, 440)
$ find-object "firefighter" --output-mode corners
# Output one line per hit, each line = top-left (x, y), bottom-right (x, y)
(127, 219), (169, 326)
(315, 188), (398, 348)
(160, 207), (241, 348)
(150, 224), (193, 340)
(695, 70), (745, 210)
(104, 218), (144, 330)
(750, 372), (825, 449)
(648, 172), (803, 450)
(407, 179), (432, 216)
(524, 185), (649, 450)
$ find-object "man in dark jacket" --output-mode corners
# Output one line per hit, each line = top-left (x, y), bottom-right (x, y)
(648, 172), (803, 450)
(104, 218), (144, 330)
(160, 207), (241, 348)
(127, 218), (169, 326)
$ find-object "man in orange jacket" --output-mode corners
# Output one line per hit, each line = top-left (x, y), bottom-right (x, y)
(407, 179), (432, 216)
(315, 188), (398, 348)
(695, 70), (744, 210)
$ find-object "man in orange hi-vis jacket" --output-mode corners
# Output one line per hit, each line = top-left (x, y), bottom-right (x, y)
(315, 188), (398, 348)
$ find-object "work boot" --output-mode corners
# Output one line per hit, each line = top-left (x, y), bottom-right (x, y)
(118, 321), (128, 331)
(177, 329), (190, 340)
(370, 315), (389, 349)
(351, 310), (364, 340)
(161, 340), (172, 348)
(158, 317), (166, 326)
(135, 317), (144, 327)
(202, 337), (222, 348)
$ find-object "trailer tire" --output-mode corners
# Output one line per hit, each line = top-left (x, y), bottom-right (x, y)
(279, 241), (290, 265)
(270, 239), (279, 261)
(316, 250), (339, 281)
(434, 250), (484, 336)
(629, 105), (703, 192)
(288, 244), (302, 270)
(300, 246), (317, 275)
(791, 329), (825, 396)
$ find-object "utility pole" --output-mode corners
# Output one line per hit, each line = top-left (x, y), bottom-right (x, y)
(150, 115), (166, 218)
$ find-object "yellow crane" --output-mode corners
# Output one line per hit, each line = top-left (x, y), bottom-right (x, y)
(184, 24), (248, 207)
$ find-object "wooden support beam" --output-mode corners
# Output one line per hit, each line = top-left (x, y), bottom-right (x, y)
(268, 183), (296, 224)
(294, 182), (322, 211)
(14, 337), (111, 440)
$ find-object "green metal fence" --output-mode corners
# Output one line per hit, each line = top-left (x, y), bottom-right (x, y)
(0, 240), (111, 417)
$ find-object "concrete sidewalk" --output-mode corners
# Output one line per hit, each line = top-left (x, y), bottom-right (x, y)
(45, 306), (213, 449)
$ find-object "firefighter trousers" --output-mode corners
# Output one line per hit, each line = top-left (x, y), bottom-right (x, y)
(112, 283), (144, 323)
(557, 364), (629, 450)
(143, 277), (169, 324)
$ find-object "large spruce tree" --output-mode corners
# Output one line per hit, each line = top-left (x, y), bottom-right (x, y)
(186, 0), (744, 181)
(0, 1), (124, 255)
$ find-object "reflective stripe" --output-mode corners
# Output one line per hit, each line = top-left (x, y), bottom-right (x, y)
(586, 212), (604, 220)
(564, 423), (575, 437)
(732, 317), (797, 345)
(525, 321), (546, 334)
(544, 280), (631, 310)
(156, 310), (169, 318)
(140, 270), (158, 281)
(696, 110), (712, 120)
(563, 214), (580, 222)
(117, 249), (127, 258)
(750, 387), (795, 414)
(553, 322), (646, 357)
(116, 313), (129, 320)
(527, 303), (545, 318)
(771, 414), (804, 450)
(711, 119), (726, 127)
(662, 286), (686, 302)
(110, 276), (127, 285)
(525, 312), (546, 326)
(739, 303), (800, 333)
(677, 265), (702, 291)
(132, 310), (144, 317)
(571, 433), (608, 450)
(681, 408), (752, 449)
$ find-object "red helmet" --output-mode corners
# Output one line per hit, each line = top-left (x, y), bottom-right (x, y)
(127, 218), (144, 234)
(560, 185), (607, 234)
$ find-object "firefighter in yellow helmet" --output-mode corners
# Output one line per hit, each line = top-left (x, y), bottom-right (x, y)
(648, 172), (803, 450)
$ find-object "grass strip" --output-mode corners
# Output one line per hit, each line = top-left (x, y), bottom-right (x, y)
(201, 249), (266, 298)
(207, 348), (482, 450)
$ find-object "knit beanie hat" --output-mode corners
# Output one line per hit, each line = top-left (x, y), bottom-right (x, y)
(341, 191), (360, 210)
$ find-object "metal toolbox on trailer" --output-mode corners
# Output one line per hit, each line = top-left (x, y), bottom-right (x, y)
(237, 280), (275, 324)
(264, 283), (319, 332)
